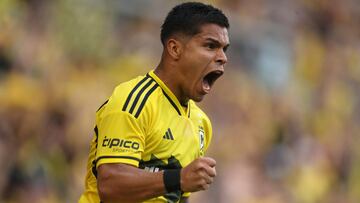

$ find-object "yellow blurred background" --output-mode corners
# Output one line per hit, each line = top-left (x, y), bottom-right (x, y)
(0, 0), (360, 202)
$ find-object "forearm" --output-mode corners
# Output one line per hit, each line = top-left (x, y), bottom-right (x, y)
(97, 156), (216, 202)
(97, 163), (166, 202)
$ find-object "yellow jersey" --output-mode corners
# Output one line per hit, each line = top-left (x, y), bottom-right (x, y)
(79, 70), (212, 203)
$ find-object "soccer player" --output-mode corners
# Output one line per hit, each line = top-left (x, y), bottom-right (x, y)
(79, 2), (229, 203)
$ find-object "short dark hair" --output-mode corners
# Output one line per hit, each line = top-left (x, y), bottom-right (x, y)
(160, 2), (229, 45)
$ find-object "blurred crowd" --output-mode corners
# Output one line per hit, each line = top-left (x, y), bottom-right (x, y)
(0, 0), (359, 202)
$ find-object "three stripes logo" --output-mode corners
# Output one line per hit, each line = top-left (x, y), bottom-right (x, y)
(122, 74), (158, 118)
(163, 128), (174, 140)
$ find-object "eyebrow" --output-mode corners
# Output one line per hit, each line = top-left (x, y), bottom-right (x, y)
(205, 37), (230, 49)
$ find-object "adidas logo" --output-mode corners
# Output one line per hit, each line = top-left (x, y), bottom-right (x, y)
(163, 128), (174, 140)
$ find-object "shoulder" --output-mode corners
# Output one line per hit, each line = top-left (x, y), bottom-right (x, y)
(101, 75), (145, 114)
(104, 74), (160, 119)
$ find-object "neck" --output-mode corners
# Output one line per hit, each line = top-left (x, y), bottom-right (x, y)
(154, 62), (189, 106)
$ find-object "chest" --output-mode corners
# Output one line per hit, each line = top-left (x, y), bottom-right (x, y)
(142, 108), (206, 168)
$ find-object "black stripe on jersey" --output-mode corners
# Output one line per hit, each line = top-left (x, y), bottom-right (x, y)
(147, 73), (181, 116)
(167, 128), (174, 140)
(162, 90), (181, 116)
(122, 75), (150, 111)
(188, 104), (190, 118)
(95, 156), (141, 165)
(91, 126), (99, 178)
(129, 78), (154, 114)
(96, 100), (108, 112)
(134, 83), (159, 118)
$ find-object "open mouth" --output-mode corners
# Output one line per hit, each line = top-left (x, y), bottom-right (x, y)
(202, 70), (224, 93)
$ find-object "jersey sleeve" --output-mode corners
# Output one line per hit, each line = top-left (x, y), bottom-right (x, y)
(95, 111), (146, 168)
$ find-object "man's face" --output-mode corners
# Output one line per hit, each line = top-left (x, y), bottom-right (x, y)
(179, 23), (229, 102)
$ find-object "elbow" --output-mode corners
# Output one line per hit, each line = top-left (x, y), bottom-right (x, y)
(97, 165), (122, 202)
(97, 172), (132, 202)
(97, 177), (114, 202)
(97, 164), (150, 202)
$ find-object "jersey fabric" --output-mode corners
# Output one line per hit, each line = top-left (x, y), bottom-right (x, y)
(79, 70), (213, 203)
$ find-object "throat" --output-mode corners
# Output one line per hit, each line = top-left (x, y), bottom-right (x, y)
(182, 105), (187, 113)
(180, 98), (189, 107)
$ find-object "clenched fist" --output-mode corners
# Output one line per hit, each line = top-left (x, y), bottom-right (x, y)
(180, 157), (216, 192)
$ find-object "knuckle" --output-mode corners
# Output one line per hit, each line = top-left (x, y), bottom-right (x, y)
(199, 170), (206, 178)
(202, 184), (210, 190)
(197, 163), (205, 170)
(198, 179), (206, 188)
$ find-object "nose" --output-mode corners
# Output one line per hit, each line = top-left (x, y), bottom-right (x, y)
(215, 49), (227, 65)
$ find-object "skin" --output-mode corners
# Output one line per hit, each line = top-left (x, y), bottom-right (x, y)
(98, 23), (229, 203)
(156, 23), (230, 105)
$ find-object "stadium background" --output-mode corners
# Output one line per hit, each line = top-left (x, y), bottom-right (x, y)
(0, 0), (360, 202)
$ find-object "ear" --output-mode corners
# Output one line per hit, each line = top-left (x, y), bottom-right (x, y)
(166, 38), (183, 60)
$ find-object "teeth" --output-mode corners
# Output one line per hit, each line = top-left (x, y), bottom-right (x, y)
(202, 70), (223, 94)
(203, 79), (210, 89)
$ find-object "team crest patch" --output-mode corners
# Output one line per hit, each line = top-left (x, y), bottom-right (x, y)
(199, 126), (205, 151)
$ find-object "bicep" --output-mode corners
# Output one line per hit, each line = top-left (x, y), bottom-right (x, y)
(97, 163), (138, 186)
(97, 163), (134, 201)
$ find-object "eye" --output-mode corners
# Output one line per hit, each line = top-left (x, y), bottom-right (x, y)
(206, 43), (216, 50)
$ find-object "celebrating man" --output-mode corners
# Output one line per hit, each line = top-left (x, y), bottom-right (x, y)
(79, 2), (230, 202)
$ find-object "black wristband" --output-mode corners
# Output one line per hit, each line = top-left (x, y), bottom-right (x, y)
(163, 169), (181, 193)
